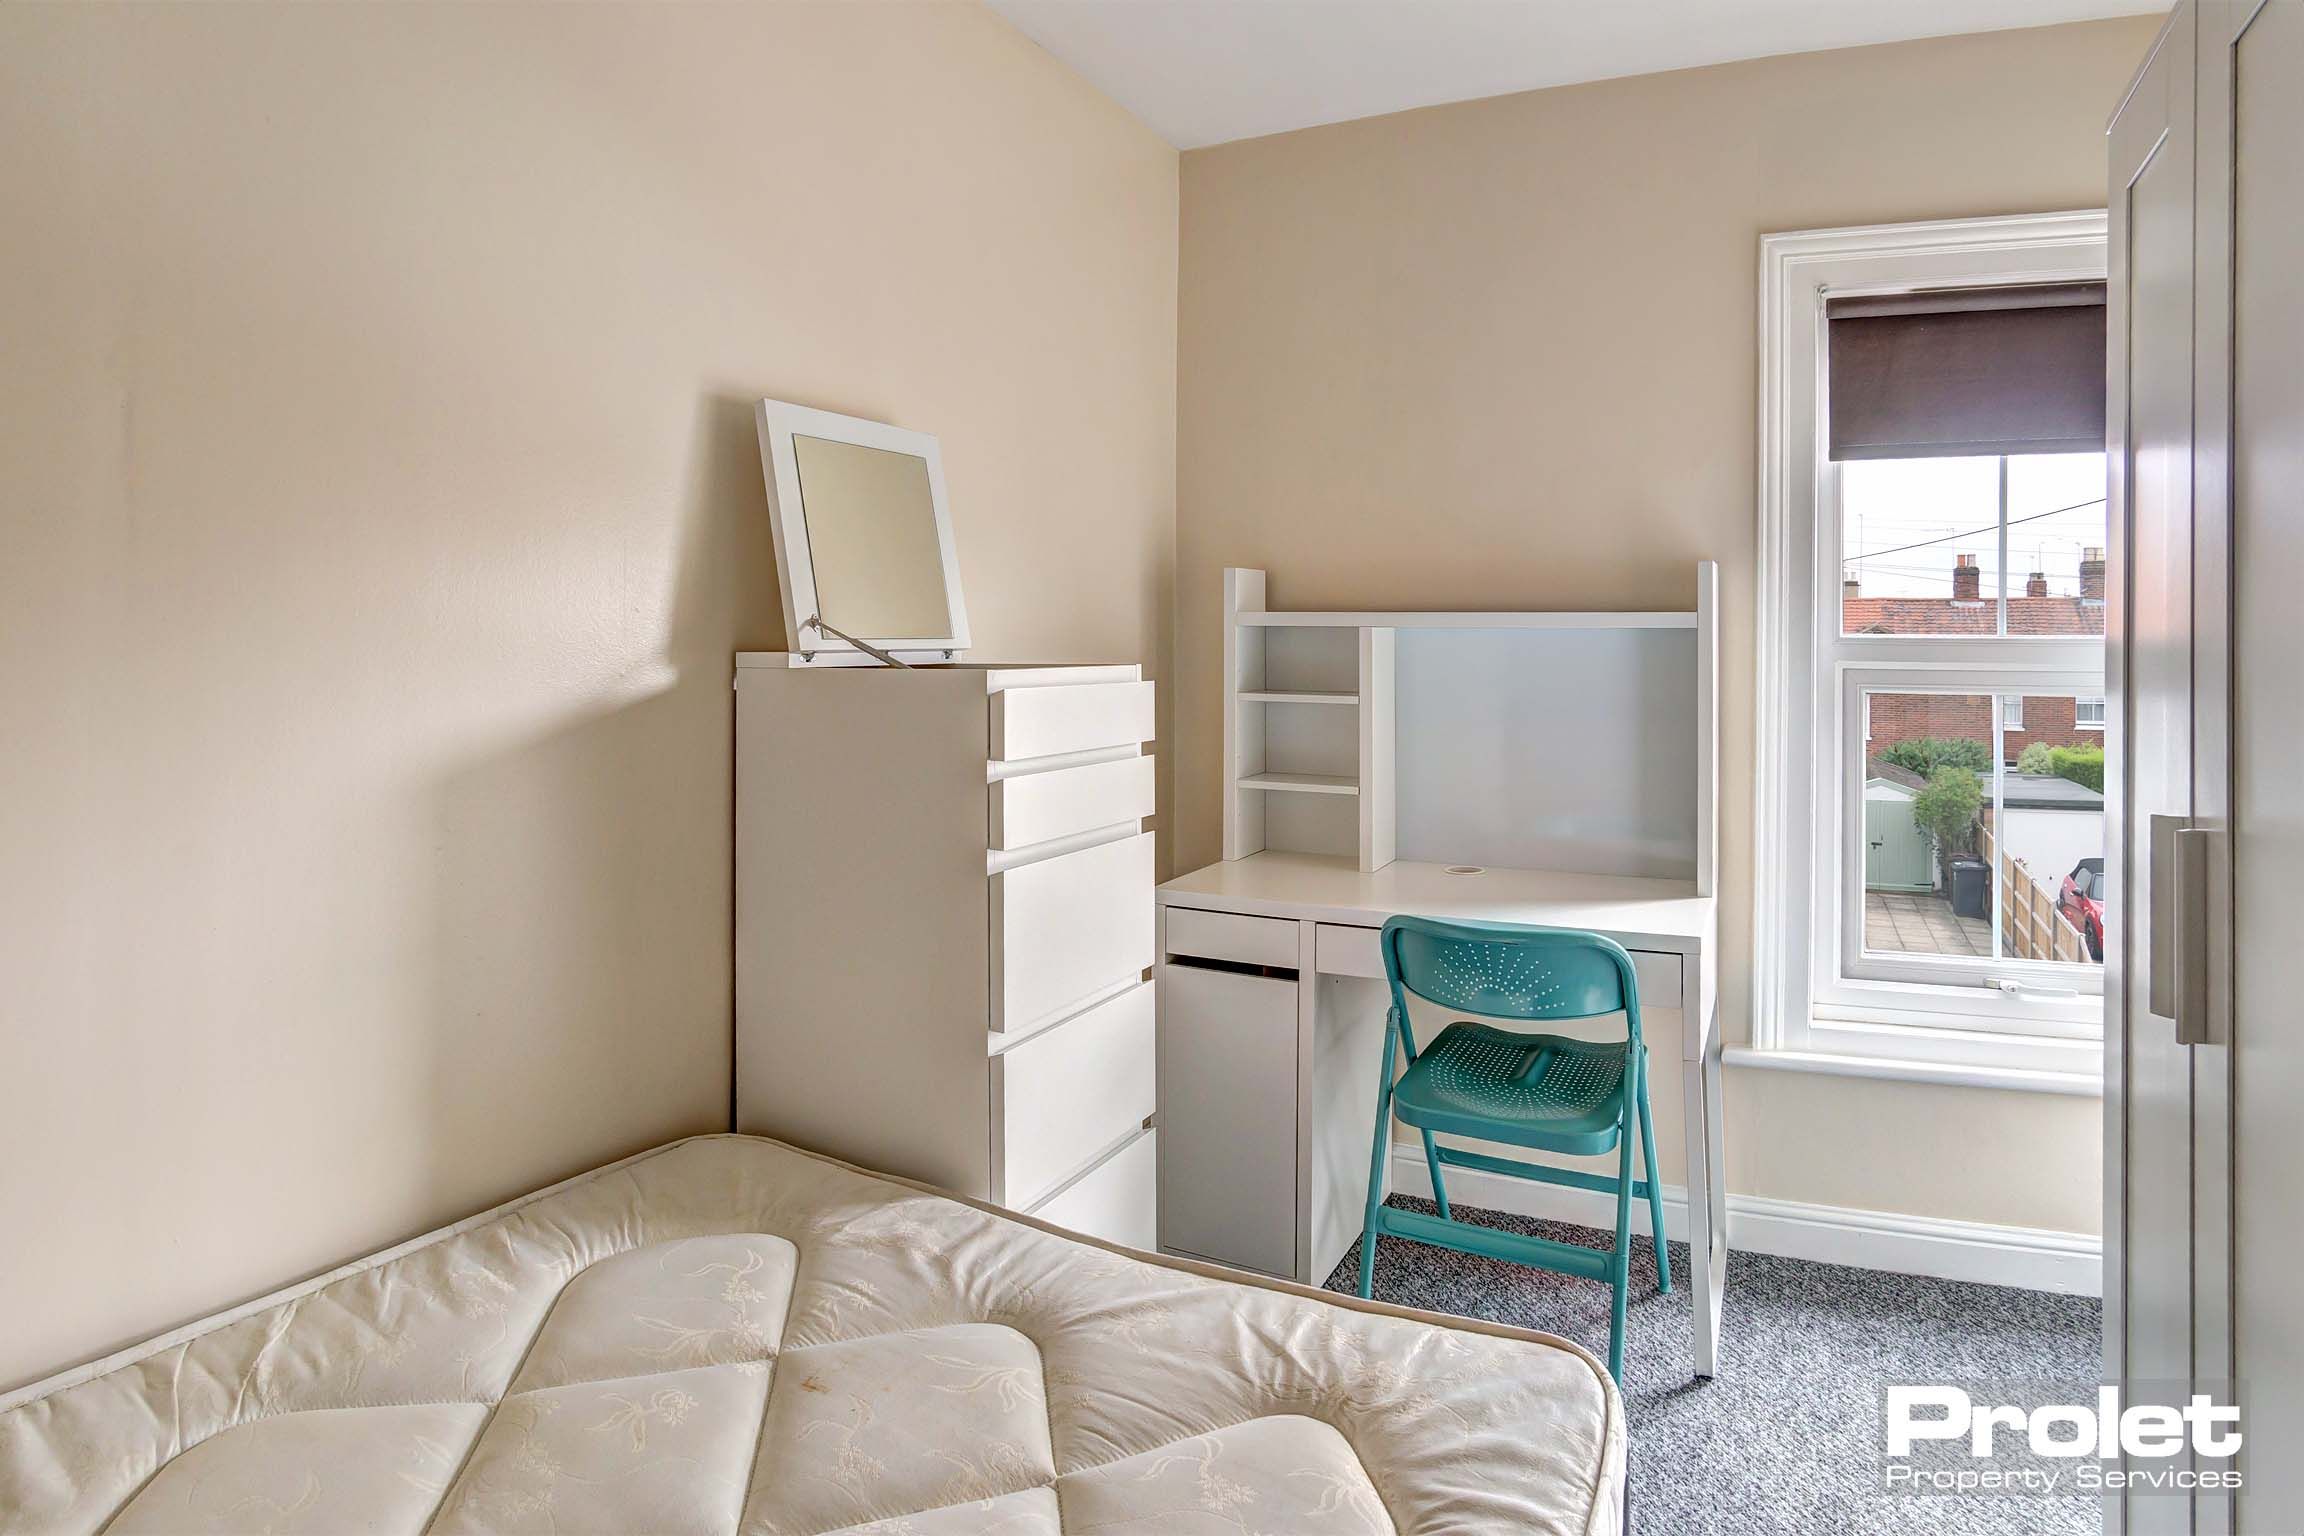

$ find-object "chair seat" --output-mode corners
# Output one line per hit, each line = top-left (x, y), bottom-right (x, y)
(1392, 1022), (1636, 1156)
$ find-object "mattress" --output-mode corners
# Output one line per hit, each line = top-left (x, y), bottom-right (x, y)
(0, 1134), (1624, 1535)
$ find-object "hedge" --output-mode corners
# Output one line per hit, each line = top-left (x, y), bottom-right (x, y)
(1912, 765), (1983, 861)
(1878, 737), (1992, 777)
(2048, 745), (2105, 793)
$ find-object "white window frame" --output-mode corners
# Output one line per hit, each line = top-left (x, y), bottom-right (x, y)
(2002, 694), (2029, 730)
(1747, 211), (2107, 1093)
(2076, 696), (2108, 730)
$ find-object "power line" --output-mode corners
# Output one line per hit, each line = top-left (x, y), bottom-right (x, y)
(1842, 496), (2107, 569)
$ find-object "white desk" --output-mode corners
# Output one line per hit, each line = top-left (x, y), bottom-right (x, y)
(1156, 851), (1726, 1379)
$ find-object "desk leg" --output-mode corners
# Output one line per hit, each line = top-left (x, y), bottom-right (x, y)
(1679, 958), (1726, 1379)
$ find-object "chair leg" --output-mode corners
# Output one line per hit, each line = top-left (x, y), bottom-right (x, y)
(1420, 1131), (1452, 1220)
(1636, 1065), (1670, 1293)
(1608, 1094), (1635, 1383)
(1357, 1013), (1403, 1300)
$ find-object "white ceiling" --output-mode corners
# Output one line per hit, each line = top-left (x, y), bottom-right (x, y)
(986, 0), (2161, 149)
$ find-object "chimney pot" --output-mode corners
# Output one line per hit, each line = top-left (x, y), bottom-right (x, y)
(2027, 571), (2049, 598)
(2080, 545), (2107, 602)
(1952, 553), (1982, 602)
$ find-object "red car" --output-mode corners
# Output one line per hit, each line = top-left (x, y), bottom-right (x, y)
(2059, 857), (2105, 961)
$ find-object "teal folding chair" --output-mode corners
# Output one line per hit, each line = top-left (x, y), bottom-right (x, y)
(1356, 914), (1670, 1381)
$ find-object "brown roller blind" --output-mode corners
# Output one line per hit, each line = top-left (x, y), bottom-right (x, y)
(1827, 282), (2106, 460)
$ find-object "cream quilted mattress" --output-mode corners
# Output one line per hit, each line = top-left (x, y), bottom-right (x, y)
(0, 1135), (1624, 1535)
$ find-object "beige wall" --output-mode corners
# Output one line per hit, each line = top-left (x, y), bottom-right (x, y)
(0, 1), (1175, 1393)
(1178, 18), (2164, 1236)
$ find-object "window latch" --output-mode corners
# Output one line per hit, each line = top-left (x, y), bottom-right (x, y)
(1986, 977), (2082, 1001)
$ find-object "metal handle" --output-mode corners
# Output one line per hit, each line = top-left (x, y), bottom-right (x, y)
(801, 614), (913, 669)
(2149, 814), (2218, 1046)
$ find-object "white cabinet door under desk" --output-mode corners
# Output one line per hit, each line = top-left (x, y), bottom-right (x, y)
(1155, 851), (1725, 1378)
(1156, 959), (1300, 1278)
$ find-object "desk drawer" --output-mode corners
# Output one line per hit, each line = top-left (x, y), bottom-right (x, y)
(1631, 952), (1683, 1010)
(1030, 1128), (1157, 1250)
(1314, 923), (1384, 979)
(991, 831), (1154, 1033)
(991, 680), (1155, 761)
(1314, 923), (1682, 1008)
(1166, 907), (1300, 970)
(993, 981), (1156, 1209)
(989, 754), (1153, 851)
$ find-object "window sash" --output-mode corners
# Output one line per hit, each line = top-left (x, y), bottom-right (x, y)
(1821, 666), (2104, 1032)
(1829, 454), (2105, 642)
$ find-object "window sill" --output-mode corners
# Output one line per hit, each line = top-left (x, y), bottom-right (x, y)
(1723, 1045), (2102, 1096)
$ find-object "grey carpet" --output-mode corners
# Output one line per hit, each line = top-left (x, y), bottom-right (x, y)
(1324, 1196), (2103, 1536)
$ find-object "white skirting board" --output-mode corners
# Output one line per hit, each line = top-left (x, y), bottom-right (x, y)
(1386, 1147), (2101, 1298)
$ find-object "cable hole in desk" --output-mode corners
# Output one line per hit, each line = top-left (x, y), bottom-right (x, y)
(1444, 865), (1484, 876)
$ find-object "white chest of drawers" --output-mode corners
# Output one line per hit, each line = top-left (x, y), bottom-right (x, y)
(734, 656), (1158, 1247)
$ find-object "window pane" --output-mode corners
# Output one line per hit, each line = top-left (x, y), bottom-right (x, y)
(1860, 693), (1995, 958)
(1859, 689), (2109, 973)
(1993, 695), (2106, 966)
(2005, 453), (2108, 638)
(1840, 457), (2003, 634)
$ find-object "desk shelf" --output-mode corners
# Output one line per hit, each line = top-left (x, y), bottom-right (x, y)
(1221, 562), (1718, 893)
(1239, 772), (1358, 796)
(1240, 609), (1698, 631)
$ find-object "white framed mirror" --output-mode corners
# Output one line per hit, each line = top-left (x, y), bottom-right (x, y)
(754, 399), (971, 663)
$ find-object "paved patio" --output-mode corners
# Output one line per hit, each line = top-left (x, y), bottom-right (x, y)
(1864, 890), (1993, 956)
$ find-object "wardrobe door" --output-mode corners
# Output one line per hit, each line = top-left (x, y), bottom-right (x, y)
(2222, 1), (2304, 1527)
(2108, 14), (2211, 1536)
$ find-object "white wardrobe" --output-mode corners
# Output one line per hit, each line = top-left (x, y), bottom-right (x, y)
(733, 657), (1159, 1247)
(2107, 4), (2302, 1529)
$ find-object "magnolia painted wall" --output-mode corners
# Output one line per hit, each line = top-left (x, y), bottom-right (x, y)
(0, 2), (1176, 1393)
(1176, 17), (2165, 1237)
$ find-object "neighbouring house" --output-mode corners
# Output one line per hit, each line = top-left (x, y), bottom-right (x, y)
(1850, 547), (2107, 764)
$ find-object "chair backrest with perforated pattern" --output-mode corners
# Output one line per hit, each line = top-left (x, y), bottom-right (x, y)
(1379, 915), (1641, 1045)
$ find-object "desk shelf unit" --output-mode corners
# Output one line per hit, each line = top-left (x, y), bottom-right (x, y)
(1221, 564), (1720, 893)
(1173, 562), (1728, 1376)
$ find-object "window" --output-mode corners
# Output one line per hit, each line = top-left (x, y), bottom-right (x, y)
(1752, 213), (2108, 1091)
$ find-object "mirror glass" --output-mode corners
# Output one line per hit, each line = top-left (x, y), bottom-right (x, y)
(791, 433), (951, 638)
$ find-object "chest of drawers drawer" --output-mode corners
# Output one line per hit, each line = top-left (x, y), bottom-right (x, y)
(989, 754), (1155, 852)
(991, 980), (1155, 1210)
(990, 679), (1155, 761)
(990, 830), (1155, 1034)
(1027, 1128), (1158, 1251)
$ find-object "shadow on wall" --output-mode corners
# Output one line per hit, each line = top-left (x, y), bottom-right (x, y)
(420, 390), (782, 1208)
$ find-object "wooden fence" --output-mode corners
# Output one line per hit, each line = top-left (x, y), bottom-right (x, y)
(1976, 823), (2093, 964)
